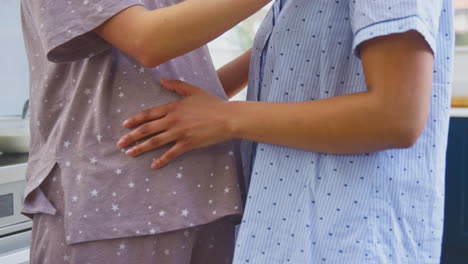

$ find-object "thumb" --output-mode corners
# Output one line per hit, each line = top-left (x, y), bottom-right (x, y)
(160, 78), (199, 97)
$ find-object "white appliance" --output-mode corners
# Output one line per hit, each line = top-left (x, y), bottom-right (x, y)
(0, 155), (31, 264)
(0, 0), (33, 261)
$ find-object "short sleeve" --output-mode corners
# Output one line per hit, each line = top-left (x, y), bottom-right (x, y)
(22, 0), (144, 63)
(349, 0), (443, 58)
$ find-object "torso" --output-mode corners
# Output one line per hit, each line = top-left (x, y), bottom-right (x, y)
(22, 0), (244, 244)
(236, 0), (453, 262)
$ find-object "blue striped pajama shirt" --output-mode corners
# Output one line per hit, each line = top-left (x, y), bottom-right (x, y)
(235, 0), (454, 263)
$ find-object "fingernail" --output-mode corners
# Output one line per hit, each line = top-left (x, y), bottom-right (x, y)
(126, 148), (136, 156)
(117, 138), (126, 148)
(151, 160), (160, 169)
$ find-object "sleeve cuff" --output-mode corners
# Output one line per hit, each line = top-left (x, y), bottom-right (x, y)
(352, 15), (436, 59)
(46, 1), (144, 63)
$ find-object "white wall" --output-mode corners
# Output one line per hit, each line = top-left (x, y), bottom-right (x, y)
(208, 8), (269, 101)
(208, 44), (248, 101)
(453, 48), (468, 97)
(0, 0), (29, 117)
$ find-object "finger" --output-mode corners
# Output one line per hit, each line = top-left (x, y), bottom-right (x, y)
(122, 102), (173, 129)
(117, 119), (168, 148)
(125, 130), (179, 157)
(161, 78), (200, 97)
(151, 142), (189, 169)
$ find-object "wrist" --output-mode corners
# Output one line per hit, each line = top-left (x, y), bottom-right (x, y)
(222, 101), (245, 139)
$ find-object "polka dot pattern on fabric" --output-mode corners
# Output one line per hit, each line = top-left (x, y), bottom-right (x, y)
(236, 0), (453, 263)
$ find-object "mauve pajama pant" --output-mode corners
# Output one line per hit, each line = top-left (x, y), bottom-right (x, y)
(29, 167), (236, 264)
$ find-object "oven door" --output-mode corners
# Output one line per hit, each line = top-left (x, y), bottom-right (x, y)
(0, 179), (31, 234)
(0, 164), (31, 264)
(0, 229), (31, 264)
(0, 164), (30, 235)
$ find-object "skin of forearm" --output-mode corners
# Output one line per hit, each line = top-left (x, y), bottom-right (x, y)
(226, 91), (427, 154)
(217, 49), (252, 98)
(136, 1), (267, 67)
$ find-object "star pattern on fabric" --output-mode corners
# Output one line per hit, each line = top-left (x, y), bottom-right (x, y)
(111, 204), (119, 212)
(23, 5), (244, 247)
(75, 174), (83, 182)
(90, 189), (98, 197)
(89, 157), (98, 165)
(181, 209), (189, 217)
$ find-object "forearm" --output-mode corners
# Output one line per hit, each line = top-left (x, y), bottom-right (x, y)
(227, 92), (420, 154)
(217, 49), (252, 98)
(224, 32), (433, 154)
(96, 1), (269, 67)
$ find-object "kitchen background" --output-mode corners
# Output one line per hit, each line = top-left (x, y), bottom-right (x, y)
(0, 1), (467, 264)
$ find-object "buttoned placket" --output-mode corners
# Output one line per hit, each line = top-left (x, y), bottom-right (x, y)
(249, 0), (287, 177)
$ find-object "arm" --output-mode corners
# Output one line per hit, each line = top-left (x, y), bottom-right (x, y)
(118, 31), (433, 167)
(217, 49), (252, 98)
(228, 31), (432, 153)
(230, 31), (433, 153)
(94, 2), (268, 67)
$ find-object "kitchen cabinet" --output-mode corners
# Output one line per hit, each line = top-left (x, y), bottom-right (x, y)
(441, 109), (468, 263)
